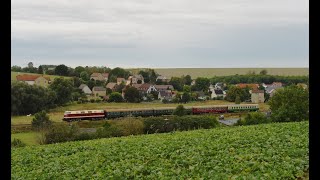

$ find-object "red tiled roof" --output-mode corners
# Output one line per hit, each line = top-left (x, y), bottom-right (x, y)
(236, 83), (259, 89)
(16, 74), (50, 81)
(251, 90), (264, 93)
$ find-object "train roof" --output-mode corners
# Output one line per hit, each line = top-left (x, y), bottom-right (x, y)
(64, 110), (104, 113)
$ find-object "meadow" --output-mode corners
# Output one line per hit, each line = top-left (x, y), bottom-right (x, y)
(151, 68), (309, 78)
(12, 121), (309, 179)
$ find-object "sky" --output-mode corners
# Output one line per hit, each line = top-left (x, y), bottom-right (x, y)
(11, 0), (309, 68)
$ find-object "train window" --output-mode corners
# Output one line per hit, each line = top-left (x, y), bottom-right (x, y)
(81, 111), (85, 114)
(88, 111), (92, 113)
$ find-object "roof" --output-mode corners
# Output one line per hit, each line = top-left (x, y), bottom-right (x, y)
(154, 85), (174, 90)
(251, 90), (264, 93)
(265, 86), (282, 94)
(117, 78), (125, 81)
(92, 86), (106, 91)
(156, 75), (168, 80)
(90, 73), (102, 77)
(158, 90), (172, 97)
(132, 84), (143, 89)
(79, 84), (88, 89)
(102, 73), (109, 78)
(236, 83), (259, 89)
(214, 89), (224, 95)
(106, 83), (117, 89)
(16, 74), (50, 81)
(139, 83), (152, 90)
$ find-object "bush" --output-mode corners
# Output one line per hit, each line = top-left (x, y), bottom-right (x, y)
(96, 99), (102, 103)
(90, 99), (95, 103)
(111, 118), (144, 136)
(44, 124), (80, 144)
(11, 138), (26, 148)
(236, 112), (271, 126)
(173, 105), (186, 116)
(143, 115), (219, 134)
(31, 110), (53, 131)
(162, 99), (169, 104)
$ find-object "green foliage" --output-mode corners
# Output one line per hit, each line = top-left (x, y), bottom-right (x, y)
(37, 65), (43, 74)
(11, 81), (57, 115)
(268, 85), (309, 122)
(12, 121), (308, 179)
(235, 96), (241, 104)
(139, 69), (158, 83)
(259, 69), (268, 75)
(31, 110), (53, 130)
(108, 92), (123, 102)
(109, 67), (130, 79)
(11, 65), (22, 72)
(11, 138), (26, 148)
(184, 75), (192, 85)
(143, 115), (219, 134)
(74, 66), (86, 77)
(80, 71), (90, 81)
(236, 112), (271, 125)
(181, 92), (191, 103)
(169, 77), (184, 91)
(183, 85), (191, 93)
(44, 124), (80, 144)
(124, 86), (140, 103)
(173, 105), (186, 116)
(54, 64), (69, 76)
(49, 78), (74, 105)
(194, 77), (210, 91)
(225, 86), (250, 102)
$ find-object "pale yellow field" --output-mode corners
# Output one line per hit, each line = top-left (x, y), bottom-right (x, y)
(151, 68), (309, 78)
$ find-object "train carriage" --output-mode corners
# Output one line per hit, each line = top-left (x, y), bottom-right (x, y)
(227, 104), (259, 112)
(192, 105), (228, 114)
(63, 110), (105, 122)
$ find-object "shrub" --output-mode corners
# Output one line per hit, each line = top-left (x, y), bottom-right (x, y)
(236, 112), (271, 126)
(111, 118), (144, 136)
(173, 105), (186, 116)
(143, 115), (219, 134)
(31, 110), (53, 131)
(90, 99), (95, 103)
(96, 99), (102, 103)
(44, 124), (80, 144)
(162, 99), (169, 104)
(11, 138), (26, 148)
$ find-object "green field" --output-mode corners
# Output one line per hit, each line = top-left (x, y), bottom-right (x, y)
(12, 121), (309, 179)
(11, 132), (40, 146)
(11, 100), (269, 125)
(11, 71), (71, 82)
(151, 68), (309, 78)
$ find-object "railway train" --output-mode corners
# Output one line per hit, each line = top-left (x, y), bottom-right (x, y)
(63, 104), (259, 122)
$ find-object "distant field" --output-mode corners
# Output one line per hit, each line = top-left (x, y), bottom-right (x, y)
(11, 101), (269, 125)
(11, 71), (71, 82)
(152, 68), (309, 78)
(11, 132), (40, 146)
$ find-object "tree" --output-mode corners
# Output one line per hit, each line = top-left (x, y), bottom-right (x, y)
(194, 77), (210, 91)
(169, 77), (183, 91)
(80, 71), (90, 81)
(183, 85), (191, 93)
(184, 75), (192, 85)
(236, 112), (271, 125)
(109, 67), (130, 79)
(74, 66), (86, 77)
(235, 96), (241, 104)
(38, 65), (44, 74)
(173, 105), (186, 116)
(32, 110), (53, 130)
(181, 92), (191, 103)
(11, 65), (22, 72)
(72, 77), (83, 88)
(86, 80), (96, 90)
(49, 78), (74, 105)
(124, 86), (140, 103)
(55, 64), (69, 76)
(108, 92), (123, 102)
(259, 69), (268, 75)
(225, 86), (248, 102)
(28, 62), (34, 68)
(268, 85), (309, 122)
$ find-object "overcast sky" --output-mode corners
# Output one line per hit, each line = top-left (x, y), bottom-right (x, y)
(11, 0), (309, 68)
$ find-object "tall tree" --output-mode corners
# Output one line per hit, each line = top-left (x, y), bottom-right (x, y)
(38, 65), (44, 74)
(123, 86), (140, 103)
(55, 64), (69, 76)
(184, 75), (192, 85)
(268, 85), (309, 122)
(74, 66), (86, 77)
(194, 77), (210, 92)
(49, 78), (74, 105)
(80, 71), (90, 81)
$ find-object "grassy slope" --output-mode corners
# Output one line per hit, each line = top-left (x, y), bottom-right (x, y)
(151, 68), (309, 78)
(11, 132), (40, 146)
(11, 71), (71, 81)
(12, 121), (309, 179)
(11, 101), (269, 125)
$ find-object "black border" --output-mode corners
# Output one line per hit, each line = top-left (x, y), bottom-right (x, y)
(3, 0), (11, 178)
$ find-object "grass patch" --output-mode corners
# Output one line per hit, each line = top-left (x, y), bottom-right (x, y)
(11, 132), (40, 146)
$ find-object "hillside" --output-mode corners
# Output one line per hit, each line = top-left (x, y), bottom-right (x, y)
(151, 68), (309, 78)
(11, 71), (71, 82)
(12, 121), (308, 179)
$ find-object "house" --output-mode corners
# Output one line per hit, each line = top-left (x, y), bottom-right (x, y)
(236, 83), (259, 90)
(251, 90), (265, 103)
(214, 82), (225, 90)
(106, 83), (118, 92)
(128, 74), (144, 84)
(90, 73), (105, 81)
(16, 74), (51, 87)
(191, 80), (196, 86)
(156, 75), (170, 83)
(102, 73), (109, 81)
(195, 91), (208, 100)
(131, 83), (143, 89)
(138, 83), (153, 93)
(263, 82), (284, 97)
(92, 86), (106, 97)
(211, 89), (225, 99)
(79, 84), (92, 96)
(117, 78), (126, 85)
(158, 90), (173, 100)
(154, 85), (174, 91)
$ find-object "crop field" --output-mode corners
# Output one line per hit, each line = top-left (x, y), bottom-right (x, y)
(152, 68), (309, 78)
(11, 71), (71, 82)
(12, 121), (308, 179)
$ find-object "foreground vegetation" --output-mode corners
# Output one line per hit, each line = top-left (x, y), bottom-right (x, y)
(12, 121), (308, 179)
